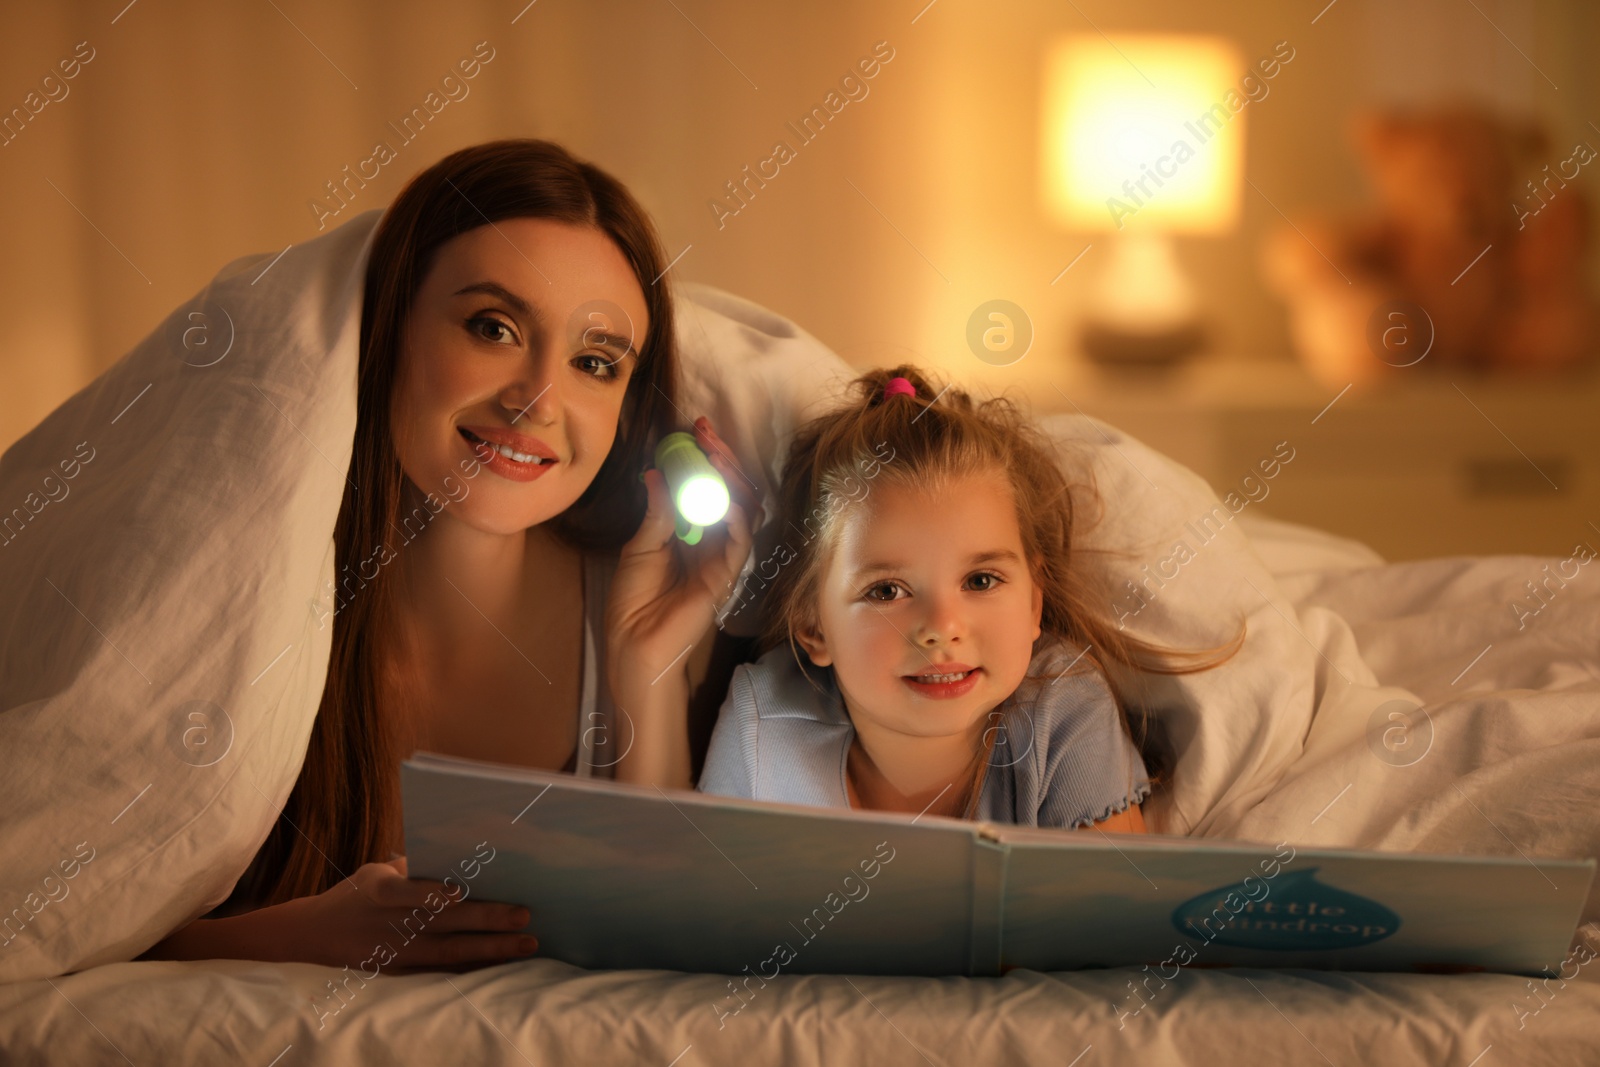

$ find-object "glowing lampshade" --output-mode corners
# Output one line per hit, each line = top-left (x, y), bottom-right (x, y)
(654, 431), (730, 545)
(1041, 34), (1243, 234)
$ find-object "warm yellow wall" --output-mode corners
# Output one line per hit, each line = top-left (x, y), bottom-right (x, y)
(2, 0), (1596, 451)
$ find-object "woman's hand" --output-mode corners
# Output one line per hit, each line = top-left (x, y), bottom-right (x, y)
(607, 416), (760, 692)
(140, 858), (539, 973)
(605, 416), (759, 787)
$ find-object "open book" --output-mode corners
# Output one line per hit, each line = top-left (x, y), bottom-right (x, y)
(402, 752), (1594, 978)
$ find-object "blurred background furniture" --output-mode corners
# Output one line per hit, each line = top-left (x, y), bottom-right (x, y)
(1041, 357), (1600, 560)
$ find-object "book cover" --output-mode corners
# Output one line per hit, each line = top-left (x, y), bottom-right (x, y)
(402, 753), (1594, 978)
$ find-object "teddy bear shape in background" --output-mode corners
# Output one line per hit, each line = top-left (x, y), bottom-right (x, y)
(1262, 101), (1597, 388)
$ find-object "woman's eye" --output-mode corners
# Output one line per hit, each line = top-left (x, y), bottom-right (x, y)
(967, 571), (1003, 592)
(574, 352), (622, 380)
(468, 315), (517, 346)
(864, 582), (902, 603)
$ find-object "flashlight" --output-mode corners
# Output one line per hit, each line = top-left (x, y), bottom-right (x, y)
(654, 431), (731, 545)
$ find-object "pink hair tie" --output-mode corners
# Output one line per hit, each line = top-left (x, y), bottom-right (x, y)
(883, 376), (916, 400)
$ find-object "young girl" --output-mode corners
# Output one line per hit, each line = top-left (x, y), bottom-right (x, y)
(697, 366), (1244, 829)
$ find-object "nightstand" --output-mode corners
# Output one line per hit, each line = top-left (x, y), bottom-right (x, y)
(1035, 356), (1600, 561)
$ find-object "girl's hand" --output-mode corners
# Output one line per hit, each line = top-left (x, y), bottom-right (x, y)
(607, 416), (760, 693)
(141, 858), (539, 973)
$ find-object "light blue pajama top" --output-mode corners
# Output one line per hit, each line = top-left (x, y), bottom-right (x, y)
(698, 639), (1152, 828)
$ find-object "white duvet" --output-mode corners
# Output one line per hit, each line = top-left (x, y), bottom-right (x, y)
(2, 210), (1598, 1066)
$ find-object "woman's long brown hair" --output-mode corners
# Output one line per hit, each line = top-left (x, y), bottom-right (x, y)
(229, 140), (678, 908)
(759, 364), (1246, 790)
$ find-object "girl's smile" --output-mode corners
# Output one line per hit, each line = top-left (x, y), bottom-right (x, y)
(902, 663), (982, 699)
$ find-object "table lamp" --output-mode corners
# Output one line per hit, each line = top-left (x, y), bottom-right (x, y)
(1040, 34), (1244, 366)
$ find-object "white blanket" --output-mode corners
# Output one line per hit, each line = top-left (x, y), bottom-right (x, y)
(1229, 525), (1600, 922)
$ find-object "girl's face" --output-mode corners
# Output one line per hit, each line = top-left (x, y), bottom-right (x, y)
(389, 218), (649, 536)
(795, 468), (1044, 744)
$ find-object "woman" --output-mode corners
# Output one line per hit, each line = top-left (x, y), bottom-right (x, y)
(141, 140), (758, 971)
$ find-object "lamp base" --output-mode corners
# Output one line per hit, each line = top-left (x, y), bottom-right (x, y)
(1080, 321), (1206, 368)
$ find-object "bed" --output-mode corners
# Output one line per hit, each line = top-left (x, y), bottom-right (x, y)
(2, 211), (1597, 1066)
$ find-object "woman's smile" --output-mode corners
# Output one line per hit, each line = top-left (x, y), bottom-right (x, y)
(458, 425), (560, 482)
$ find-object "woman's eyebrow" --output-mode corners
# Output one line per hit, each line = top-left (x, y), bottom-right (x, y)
(583, 329), (640, 364)
(453, 281), (540, 323)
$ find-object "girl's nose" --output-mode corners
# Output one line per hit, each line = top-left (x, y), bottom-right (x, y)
(916, 592), (965, 646)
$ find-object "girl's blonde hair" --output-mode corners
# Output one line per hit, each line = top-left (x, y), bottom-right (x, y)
(757, 364), (1245, 786)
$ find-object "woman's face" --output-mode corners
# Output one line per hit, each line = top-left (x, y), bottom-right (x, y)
(390, 218), (650, 536)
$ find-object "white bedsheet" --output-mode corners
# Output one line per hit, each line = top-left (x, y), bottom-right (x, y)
(4, 514), (1598, 1066)
(3, 950), (1597, 1067)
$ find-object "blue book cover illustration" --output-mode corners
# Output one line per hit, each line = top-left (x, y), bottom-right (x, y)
(401, 753), (1594, 978)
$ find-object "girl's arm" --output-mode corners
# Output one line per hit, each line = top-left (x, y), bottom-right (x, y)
(1091, 803), (1148, 834)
